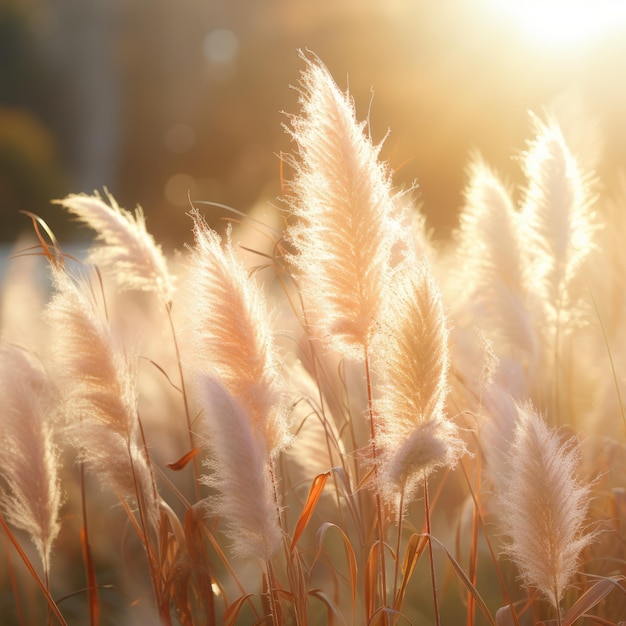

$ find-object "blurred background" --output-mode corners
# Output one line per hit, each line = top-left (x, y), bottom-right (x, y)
(2, 0), (626, 251)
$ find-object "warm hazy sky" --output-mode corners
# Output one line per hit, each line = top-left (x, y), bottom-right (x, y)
(5, 0), (626, 246)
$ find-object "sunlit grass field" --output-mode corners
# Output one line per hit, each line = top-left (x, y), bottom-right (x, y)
(0, 53), (625, 625)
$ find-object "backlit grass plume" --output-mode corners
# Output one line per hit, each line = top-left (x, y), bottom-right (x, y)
(0, 343), (61, 575)
(498, 402), (596, 611)
(188, 211), (290, 455)
(187, 212), (290, 562)
(284, 53), (407, 359)
(373, 258), (465, 508)
(519, 116), (597, 333)
(454, 156), (534, 355)
(56, 190), (174, 304)
(44, 267), (159, 528)
(197, 375), (283, 561)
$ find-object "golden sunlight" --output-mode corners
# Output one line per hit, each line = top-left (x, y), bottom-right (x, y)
(491, 0), (626, 46)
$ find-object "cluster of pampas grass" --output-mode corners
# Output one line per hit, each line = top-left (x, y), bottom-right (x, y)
(0, 51), (625, 625)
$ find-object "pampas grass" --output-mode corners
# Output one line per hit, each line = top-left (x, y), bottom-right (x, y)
(284, 52), (409, 359)
(44, 267), (159, 529)
(187, 211), (291, 456)
(373, 258), (464, 509)
(0, 54), (624, 625)
(0, 344), (61, 575)
(498, 402), (596, 614)
(519, 115), (597, 333)
(56, 190), (174, 304)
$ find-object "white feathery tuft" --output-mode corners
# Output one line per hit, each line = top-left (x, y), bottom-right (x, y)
(498, 402), (596, 609)
(519, 116), (598, 332)
(373, 258), (465, 508)
(56, 191), (174, 304)
(197, 375), (283, 562)
(454, 156), (535, 355)
(187, 211), (291, 456)
(284, 52), (409, 359)
(44, 267), (159, 527)
(0, 344), (62, 573)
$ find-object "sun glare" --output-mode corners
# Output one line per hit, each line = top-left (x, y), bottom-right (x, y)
(492, 0), (626, 47)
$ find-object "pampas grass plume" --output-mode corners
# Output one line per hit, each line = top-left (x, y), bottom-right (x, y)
(455, 157), (534, 354)
(56, 191), (174, 304)
(0, 344), (62, 573)
(285, 53), (406, 359)
(44, 267), (159, 526)
(519, 116), (597, 329)
(499, 402), (595, 609)
(197, 375), (282, 561)
(187, 211), (290, 455)
(374, 259), (465, 507)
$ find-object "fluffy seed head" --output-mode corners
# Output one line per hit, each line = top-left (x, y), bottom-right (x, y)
(373, 259), (465, 507)
(498, 402), (596, 608)
(0, 344), (62, 572)
(187, 211), (291, 456)
(57, 191), (174, 304)
(284, 53), (406, 359)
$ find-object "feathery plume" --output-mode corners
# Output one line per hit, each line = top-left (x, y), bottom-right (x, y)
(373, 259), (465, 507)
(56, 191), (173, 304)
(498, 402), (595, 609)
(284, 52), (408, 359)
(519, 116), (597, 331)
(187, 211), (290, 455)
(454, 156), (534, 354)
(44, 267), (159, 527)
(197, 375), (282, 561)
(0, 344), (62, 573)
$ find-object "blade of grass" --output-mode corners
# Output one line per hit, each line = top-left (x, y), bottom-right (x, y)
(588, 287), (626, 434)
(166, 447), (200, 471)
(224, 593), (256, 626)
(4, 532), (25, 625)
(393, 533), (428, 612)
(0, 515), (67, 626)
(291, 471), (331, 552)
(429, 534), (496, 626)
(562, 576), (626, 626)
(314, 522), (358, 618)
(365, 541), (380, 622)
(19, 210), (63, 267)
